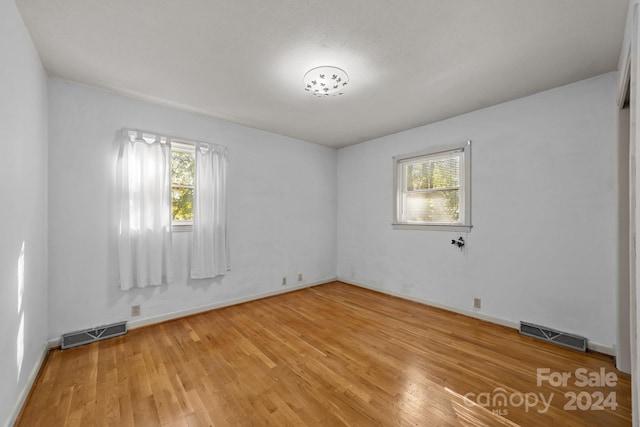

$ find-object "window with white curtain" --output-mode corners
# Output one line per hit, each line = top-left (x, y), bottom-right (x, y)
(116, 129), (229, 289)
(393, 141), (471, 231)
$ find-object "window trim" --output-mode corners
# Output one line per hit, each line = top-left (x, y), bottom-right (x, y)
(392, 140), (472, 232)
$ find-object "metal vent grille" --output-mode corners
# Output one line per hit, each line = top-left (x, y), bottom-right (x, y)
(61, 321), (127, 349)
(519, 321), (587, 352)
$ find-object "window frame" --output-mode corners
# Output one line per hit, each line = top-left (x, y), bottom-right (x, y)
(170, 141), (196, 232)
(392, 140), (472, 232)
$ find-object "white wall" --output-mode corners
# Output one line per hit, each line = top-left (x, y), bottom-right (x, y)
(0, 1), (49, 426)
(47, 78), (337, 339)
(337, 72), (618, 350)
(1, 6), (626, 422)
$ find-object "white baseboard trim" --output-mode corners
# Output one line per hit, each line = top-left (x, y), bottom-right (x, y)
(338, 277), (615, 356)
(46, 336), (61, 350)
(46, 277), (338, 350)
(6, 342), (49, 427)
(127, 277), (336, 330)
(588, 342), (616, 356)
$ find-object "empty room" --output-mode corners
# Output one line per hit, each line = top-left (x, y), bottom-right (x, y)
(2, 0), (639, 425)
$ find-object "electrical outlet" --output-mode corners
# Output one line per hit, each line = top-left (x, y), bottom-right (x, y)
(473, 298), (481, 309)
(298, 273), (303, 281)
(131, 305), (141, 317)
(282, 277), (287, 286)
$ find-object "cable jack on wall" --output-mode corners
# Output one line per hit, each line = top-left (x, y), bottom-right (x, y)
(451, 236), (465, 250)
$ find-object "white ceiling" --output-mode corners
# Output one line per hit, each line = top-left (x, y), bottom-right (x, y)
(16, 0), (629, 148)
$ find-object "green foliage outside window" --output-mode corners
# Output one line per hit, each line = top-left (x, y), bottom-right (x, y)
(405, 157), (460, 222)
(406, 157), (459, 191)
(171, 150), (195, 221)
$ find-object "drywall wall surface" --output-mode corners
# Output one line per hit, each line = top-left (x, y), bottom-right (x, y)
(47, 78), (337, 339)
(0, 1), (49, 426)
(337, 72), (618, 348)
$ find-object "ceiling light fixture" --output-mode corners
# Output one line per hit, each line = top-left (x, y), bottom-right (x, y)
(303, 66), (349, 97)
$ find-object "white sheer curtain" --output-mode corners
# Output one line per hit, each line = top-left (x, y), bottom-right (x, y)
(116, 130), (173, 289)
(191, 142), (229, 279)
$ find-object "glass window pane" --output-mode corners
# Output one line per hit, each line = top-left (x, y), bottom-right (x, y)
(172, 187), (193, 221)
(404, 190), (459, 223)
(405, 156), (459, 191)
(171, 151), (195, 186)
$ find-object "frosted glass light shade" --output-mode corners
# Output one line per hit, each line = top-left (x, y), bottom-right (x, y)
(303, 66), (349, 97)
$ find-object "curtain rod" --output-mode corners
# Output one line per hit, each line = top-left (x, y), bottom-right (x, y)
(123, 128), (227, 151)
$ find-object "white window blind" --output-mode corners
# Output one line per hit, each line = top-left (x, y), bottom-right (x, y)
(393, 141), (471, 231)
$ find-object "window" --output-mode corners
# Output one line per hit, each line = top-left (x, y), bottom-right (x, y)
(118, 128), (229, 285)
(393, 141), (471, 231)
(171, 142), (195, 229)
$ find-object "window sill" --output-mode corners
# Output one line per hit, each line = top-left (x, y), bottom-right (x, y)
(172, 224), (193, 232)
(392, 223), (472, 232)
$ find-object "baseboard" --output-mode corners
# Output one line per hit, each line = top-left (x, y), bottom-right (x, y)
(338, 277), (615, 356)
(46, 337), (61, 350)
(46, 277), (338, 349)
(128, 277), (337, 330)
(6, 342), (49, 427)
(588, 342), (616, 356)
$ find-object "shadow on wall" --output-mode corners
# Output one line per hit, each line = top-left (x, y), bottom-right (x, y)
(17, 240), (25, 383)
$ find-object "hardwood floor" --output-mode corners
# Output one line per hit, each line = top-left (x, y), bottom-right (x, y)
(17, 282), (631, 426)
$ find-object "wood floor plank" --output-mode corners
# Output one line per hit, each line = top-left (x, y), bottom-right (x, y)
(16, 282), (632, 426)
